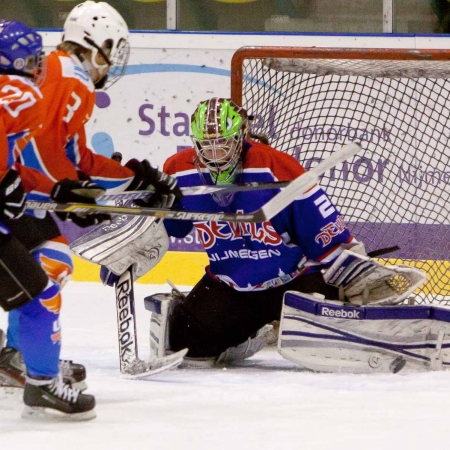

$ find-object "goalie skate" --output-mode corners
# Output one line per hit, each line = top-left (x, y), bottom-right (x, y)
(120, 348), (188, 379)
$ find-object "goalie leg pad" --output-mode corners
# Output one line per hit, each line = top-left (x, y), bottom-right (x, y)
(70, 215), (168, 279)
(144, 291), (186, 360)
(0, 234), (48, 312)
(324, 249), (427, 305)
(278, 291), (450, 373)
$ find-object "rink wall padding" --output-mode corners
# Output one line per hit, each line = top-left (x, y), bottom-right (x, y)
(72, 251), (209, 285)
(71, 253), (449, 294)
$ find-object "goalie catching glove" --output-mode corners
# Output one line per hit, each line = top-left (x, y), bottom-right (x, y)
(125, 159), (183, 209)
(51, 178), (111, 227)
(324, 249), (427, 305)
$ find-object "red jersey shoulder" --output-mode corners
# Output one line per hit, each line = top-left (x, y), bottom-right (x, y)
(0, 75), (44, 136)
(164, 148), (197, 175)
(244, 140), (306, 180)
(44, 51), (94, 94)
(39, 50), (95, 138)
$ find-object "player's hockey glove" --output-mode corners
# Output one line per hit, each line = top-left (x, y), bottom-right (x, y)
(51, 178), (111, 227)
(125, 159), (183, 209)
(0, 169), (26, 220)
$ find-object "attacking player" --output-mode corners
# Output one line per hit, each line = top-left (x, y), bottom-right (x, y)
(0, 1), (182, 400)
(0, 19), (105, 420)
(87, 97), (428, 373)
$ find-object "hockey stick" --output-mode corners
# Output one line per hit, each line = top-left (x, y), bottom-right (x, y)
(96, 180), (292, 204)
(102, 148), (291, 204)
(115, 266), (187, 378)
(111, 153), (187, 377)
(26, 143), (361, 223)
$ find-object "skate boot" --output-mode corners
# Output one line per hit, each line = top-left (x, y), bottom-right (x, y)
(0, 347), (25, 387)
(0, 347), (87, 390)
(0, 329), (5, 349)
(58, 359), (87, 391)
(22, 374), (96, 421)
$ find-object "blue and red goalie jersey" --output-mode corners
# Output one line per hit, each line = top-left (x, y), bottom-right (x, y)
(163, 140), (355, 291)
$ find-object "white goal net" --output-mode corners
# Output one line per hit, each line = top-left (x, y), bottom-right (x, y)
(231, 46), (450, 305)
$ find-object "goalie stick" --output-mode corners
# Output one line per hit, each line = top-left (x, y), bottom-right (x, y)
(110, 153), (187, 377)
(114, 254), (187, 378)
(25, 142), (361, 223)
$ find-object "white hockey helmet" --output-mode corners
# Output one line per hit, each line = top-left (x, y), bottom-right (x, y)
(62, 1), (130, 87)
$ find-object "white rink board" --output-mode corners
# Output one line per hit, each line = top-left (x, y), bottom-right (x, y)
(38, 31), (450, 169)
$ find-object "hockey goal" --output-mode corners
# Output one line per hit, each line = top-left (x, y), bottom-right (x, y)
(231, 47), (450, 306)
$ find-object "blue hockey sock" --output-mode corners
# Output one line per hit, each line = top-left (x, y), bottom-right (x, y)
(6, 309), (20, 350)
(17, 281), (61, 378)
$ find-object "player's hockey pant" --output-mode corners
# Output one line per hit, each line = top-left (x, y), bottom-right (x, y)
(169, 271), (339, 358)
(7, 237), (73, 377)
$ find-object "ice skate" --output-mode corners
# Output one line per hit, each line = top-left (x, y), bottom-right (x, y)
(0, 347), (87, 390)
(22, 374), (96, 421)
(0, 347), (25, 388)
(0, 329), (5, 349)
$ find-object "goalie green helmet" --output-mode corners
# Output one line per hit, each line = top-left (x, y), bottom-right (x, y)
(191, 97), (249, 185)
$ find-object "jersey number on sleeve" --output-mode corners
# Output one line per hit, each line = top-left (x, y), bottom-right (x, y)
(314, 194), (336, 218)
(63, 92), (82, 123)
(0, 85), (37, 118)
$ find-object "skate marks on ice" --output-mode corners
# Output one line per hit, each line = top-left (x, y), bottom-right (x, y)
(0, 386), (23, 410)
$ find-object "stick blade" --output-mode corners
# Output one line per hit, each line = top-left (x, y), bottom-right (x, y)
(121, 348), (188, 379)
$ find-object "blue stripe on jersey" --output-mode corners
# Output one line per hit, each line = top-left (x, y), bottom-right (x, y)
(26, 191), (51, 202)
(74, 65), (90, 83)
(19, 140), (48, 174)
(89, 176), (134, 191)
(65, 136), (79, 166)
(7, 131), (28, 165)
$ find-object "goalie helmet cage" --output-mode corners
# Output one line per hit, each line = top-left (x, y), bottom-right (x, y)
(231, 46), (450, 306)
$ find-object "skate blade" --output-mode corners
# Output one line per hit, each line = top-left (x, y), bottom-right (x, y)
(22, 405), (96, 422)
(71, 380), (88, 392)
(121, 348), (188, 379)
(179, 357), (217, 369)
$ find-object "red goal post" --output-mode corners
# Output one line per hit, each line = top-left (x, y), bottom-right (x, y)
(230, 46), (450, 305)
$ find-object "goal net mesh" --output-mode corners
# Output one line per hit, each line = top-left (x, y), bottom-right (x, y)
(231, 47), (450, 306)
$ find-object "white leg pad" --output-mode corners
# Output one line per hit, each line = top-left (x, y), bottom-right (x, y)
(278, 291), (450, 373)
(144, 293), (175, 360)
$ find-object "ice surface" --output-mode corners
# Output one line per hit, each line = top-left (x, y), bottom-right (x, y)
(1, 282), (450, 450)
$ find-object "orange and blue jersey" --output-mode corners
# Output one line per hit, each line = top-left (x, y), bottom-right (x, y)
(163, 140), (355, 291)
(19, 49), (134, 202)
(1, 72), (70, 377)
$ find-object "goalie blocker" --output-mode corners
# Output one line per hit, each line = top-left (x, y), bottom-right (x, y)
(279, 291), (450, 373)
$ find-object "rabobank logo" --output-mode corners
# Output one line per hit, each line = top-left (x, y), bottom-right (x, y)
(319, 305), (363, 320)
